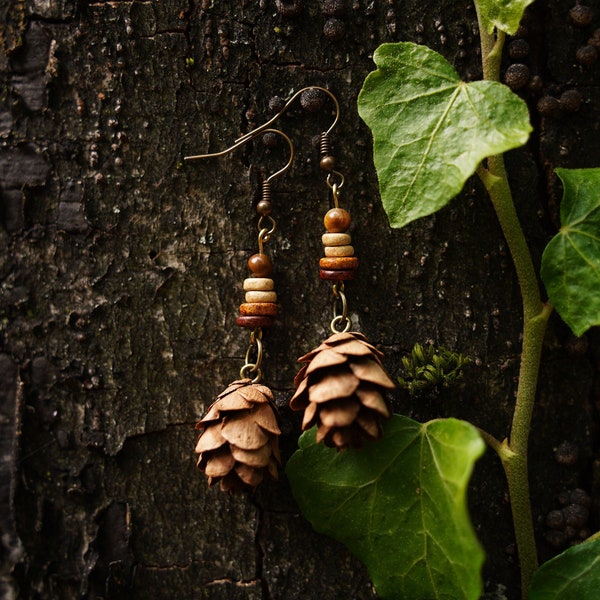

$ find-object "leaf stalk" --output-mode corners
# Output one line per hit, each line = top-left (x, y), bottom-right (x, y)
(475, 3), (554, 597)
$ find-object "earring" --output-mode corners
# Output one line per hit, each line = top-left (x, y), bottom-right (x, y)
(288, 97), (396, 450)
(185, 129), (294, 493)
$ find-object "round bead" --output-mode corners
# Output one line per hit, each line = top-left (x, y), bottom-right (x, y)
(236, 315), (274, 328)
(256, 200), (272, 216)
(243, 277), (275, 291)
(325, 245), (354, 257)
(324, 208), (351, 233)
(245, 291), (277, 303)
(239, 303), (278, 316)
(247, 253), (272, 277)
(319, 256), (359, 270)
(322, 232), (351, 246)
(320, 155), (335, 171)
(320, 269), (356, 281)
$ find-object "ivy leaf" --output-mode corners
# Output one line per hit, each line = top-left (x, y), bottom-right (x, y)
(357, 42), (531, 229)
(285, 415), (485, 600)
(476, 0), (537, 35)
(540, 168), (600, 336)
(529, 536), (600, 599)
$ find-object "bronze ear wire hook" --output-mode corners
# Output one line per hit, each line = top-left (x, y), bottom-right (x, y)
(233, 86), (344, 201)
(184, 127), (295, 182)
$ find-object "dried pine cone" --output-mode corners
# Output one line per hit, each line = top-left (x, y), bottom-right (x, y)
(195, 379), (281, 494)
(290, 332), (394, 449)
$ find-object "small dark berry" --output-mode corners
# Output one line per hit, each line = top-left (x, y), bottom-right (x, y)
(321, 0), (346, 17)
(569, 488), (592, 507)
(545, 529), (567, 548)
(323, 17), (345, 41)
(275, 0), (303, 17)
(504, 63), (531, 90)
(508, 39), (530, 60)
(564, 525), (577, 539)
(590, 28), (600, 46)
(555, 440), (579, 465)
(546, 510), (565, 530)
(537, 95), (561, 117)
(528, 75), (544, 93)
(576, 44), (598, 66)
(262, 131), (281, 148)
(558, 490), (572, 505)
(300, 88), (326, 113)
(562, 503), (589, 529)
(268, 96), (286, 114)
(570, 4), (594, 28)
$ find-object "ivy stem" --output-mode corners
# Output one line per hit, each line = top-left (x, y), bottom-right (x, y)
(474, 4), (554, 597)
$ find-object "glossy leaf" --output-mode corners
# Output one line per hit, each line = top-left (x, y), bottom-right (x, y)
(286, 415), (485, 600)
(529, 537), (600, 599)
(540, 168), (600, 336)
(476, 0), (537, 34)
(358, 43), (531, 228)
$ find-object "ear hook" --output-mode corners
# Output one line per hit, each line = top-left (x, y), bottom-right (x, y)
(234, 86), (340, 145)
(184, 127), (295, 182)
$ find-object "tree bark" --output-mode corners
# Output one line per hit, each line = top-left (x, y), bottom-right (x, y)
(1, 1), (598, 599)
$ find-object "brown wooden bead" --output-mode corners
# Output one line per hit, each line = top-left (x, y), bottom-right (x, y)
(236, 315), (274, 328)
(324, 208), (351, 233)
(319, 256), (359, 270)
(239, 303), (278, 316)
(320, 269), (357, 281)
(247, 253), (272, 277)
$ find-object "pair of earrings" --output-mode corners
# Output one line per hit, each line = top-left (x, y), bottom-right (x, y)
(186, 87), (395, 494)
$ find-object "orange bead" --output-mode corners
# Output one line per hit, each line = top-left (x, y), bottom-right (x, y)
(324, 208), (351, 233)
(247, 253), (272, 277)
(239, 303), (278, 316)
(319, 256), (359, 270)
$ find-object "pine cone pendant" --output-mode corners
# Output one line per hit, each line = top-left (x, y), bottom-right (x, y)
(290, 332), (395, 450)
(195, 379), (281, 494)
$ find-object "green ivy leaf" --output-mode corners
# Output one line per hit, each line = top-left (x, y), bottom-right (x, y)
(285, 415), (485, 600)
(540, 168), (600, 336)
(529, 537), (600, 599)
(357, 42), (531, 229)
(476, 0), (537, 35)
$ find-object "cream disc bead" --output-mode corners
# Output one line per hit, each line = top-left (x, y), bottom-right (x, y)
(322, 233), (351, 246)
(243, 277), (275, 291)
(324, 245), (354, 257)
(245, 290), (277, 303)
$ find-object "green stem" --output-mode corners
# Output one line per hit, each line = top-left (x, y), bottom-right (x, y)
(474, 4), (554, 597)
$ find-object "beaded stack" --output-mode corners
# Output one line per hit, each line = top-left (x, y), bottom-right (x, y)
(237, 252), (277, 328)
(320, 207), (358, 281)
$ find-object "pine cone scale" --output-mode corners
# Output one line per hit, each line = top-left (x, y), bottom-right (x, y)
(221, 414), (269, 449)
(349, 359), (395, 389)
(230, 444), (272, 467)
(319, 398), (361, 427)
(204, 450), (235, 477)
(308, 370), (360, 402)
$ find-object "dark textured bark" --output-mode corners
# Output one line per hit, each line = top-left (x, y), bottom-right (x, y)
(1, 1), (598, 599)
